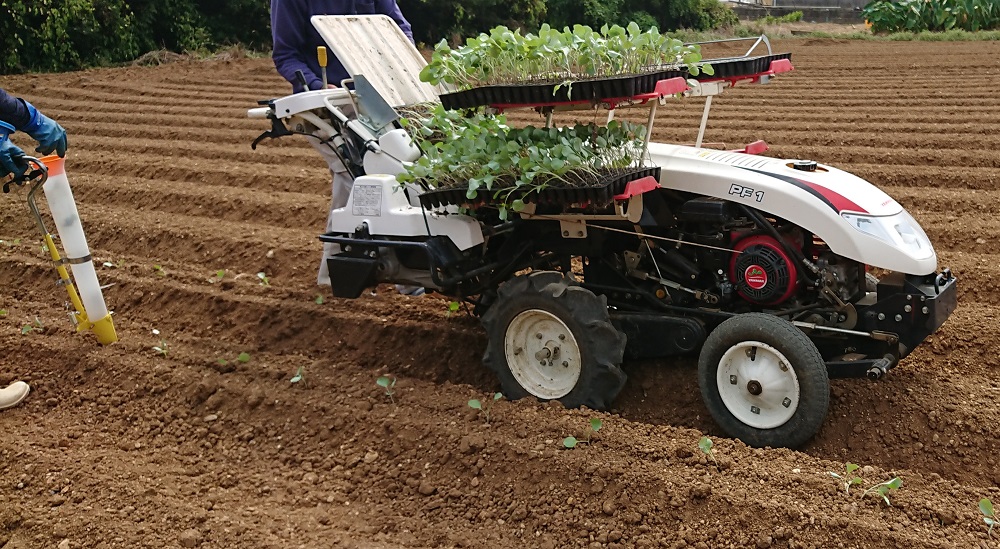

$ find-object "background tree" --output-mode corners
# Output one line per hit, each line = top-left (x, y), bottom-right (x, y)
(0, 0), (736, 74)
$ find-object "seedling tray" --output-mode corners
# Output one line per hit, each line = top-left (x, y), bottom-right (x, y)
(439, 72), (684, 110)
(418, 166), (662, 210)
(694, 53), (792, 80)
(437, 53), (792, 110)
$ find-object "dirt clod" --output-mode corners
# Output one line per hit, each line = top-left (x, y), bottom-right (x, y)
(459, 434), (486, 454)
(602, 499), (617, 516)
(178, 529), (202, 548)
(418, 481), (436, 496)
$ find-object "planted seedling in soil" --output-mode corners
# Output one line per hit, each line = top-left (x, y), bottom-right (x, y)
(153, 264), (166, 277)
(564, 418), (603, 449)
(829, 463), (864, 494)
(151, 329), (169, 357)
(257, 272), (270, 286)
(377, 375), (397, 404)
(217, 352), (251, 367)
(469, 392), (503, 424)
(863, 476), (903, 506)
(290, 366), (306, 385)
(20, 316), (43, 335)
(698, 436), (718, 465)
(314, 294), (324, 305)
(981, 498), (997, 537)
(446, 301), (460, 317)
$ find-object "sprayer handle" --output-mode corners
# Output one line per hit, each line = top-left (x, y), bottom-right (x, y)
(3, 156), (47, 192)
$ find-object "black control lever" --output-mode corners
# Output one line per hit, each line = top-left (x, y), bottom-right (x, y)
(251, 116), (294, 150)
(2, 155), (43, 193)
(294, 70), (309, 92)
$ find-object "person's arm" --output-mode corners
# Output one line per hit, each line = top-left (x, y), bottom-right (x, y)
(378, 0), (413, 43)
(271, 0), (324, 91)
(0, 89), (66, 157)
(0, 88), (32, 129)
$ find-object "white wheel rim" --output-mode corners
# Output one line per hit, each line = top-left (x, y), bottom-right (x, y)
(505, 309), (582, 400)
(717, 341), (800, 429)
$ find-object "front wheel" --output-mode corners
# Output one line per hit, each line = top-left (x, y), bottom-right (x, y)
(482, 271), (627, 410)
(698, 313), (829, 448)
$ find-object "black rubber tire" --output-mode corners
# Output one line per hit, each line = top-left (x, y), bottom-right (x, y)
(698, 313), (829, 449)
(482, 271), (627, 410)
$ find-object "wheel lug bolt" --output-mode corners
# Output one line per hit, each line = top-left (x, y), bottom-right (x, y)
(536, 333), (543, 339)
(562, 361), (569, 368)
(558, 334), (565, 340)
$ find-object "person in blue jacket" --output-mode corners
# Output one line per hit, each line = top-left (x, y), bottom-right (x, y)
(270, 0), (422, 293)
(0, 87), (67, 411)
(271, 0), (413, 93)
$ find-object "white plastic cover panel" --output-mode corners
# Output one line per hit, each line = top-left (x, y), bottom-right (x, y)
(311, 14), (447, 107)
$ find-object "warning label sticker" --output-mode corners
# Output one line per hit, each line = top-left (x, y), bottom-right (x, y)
(352, 184), (382, 217)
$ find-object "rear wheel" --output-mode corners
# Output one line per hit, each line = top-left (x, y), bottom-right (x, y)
(482, 271), (627, 410)
(698, 313), (829, 448)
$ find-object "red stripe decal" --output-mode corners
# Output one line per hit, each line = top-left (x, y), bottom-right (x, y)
(798, 180), (868, 214)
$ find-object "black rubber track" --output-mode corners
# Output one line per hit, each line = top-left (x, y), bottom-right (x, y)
(698, 313), (830, 449)
(482, 271), (627, 410)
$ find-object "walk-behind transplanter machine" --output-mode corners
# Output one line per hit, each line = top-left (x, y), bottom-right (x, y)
(250, 16), (956, 448)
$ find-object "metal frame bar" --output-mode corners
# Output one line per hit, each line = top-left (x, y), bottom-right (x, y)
(685, 34), (773, 57)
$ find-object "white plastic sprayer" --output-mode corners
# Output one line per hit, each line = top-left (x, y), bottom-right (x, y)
(19, 155), (117, 344)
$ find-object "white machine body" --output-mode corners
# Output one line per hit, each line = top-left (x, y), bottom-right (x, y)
(248, 14), (936, 278)
(329, 174), (484, 251)
(250, 81), (937, 276)
(646, 143), (937, 275)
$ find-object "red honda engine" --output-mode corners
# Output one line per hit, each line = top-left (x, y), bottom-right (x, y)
(729, 235), (799, 305)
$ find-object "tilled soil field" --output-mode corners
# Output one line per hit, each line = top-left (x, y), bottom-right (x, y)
(0, 39), (999, 548)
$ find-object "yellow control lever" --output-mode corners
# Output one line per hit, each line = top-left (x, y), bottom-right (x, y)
(318, 46), (328, 88)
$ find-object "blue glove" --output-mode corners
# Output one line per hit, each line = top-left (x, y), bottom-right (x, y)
(0, 123), (28, 180)
(22, 102), (67, 157)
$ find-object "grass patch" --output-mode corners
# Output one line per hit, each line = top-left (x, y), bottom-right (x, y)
(131, 44), (266, 67)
